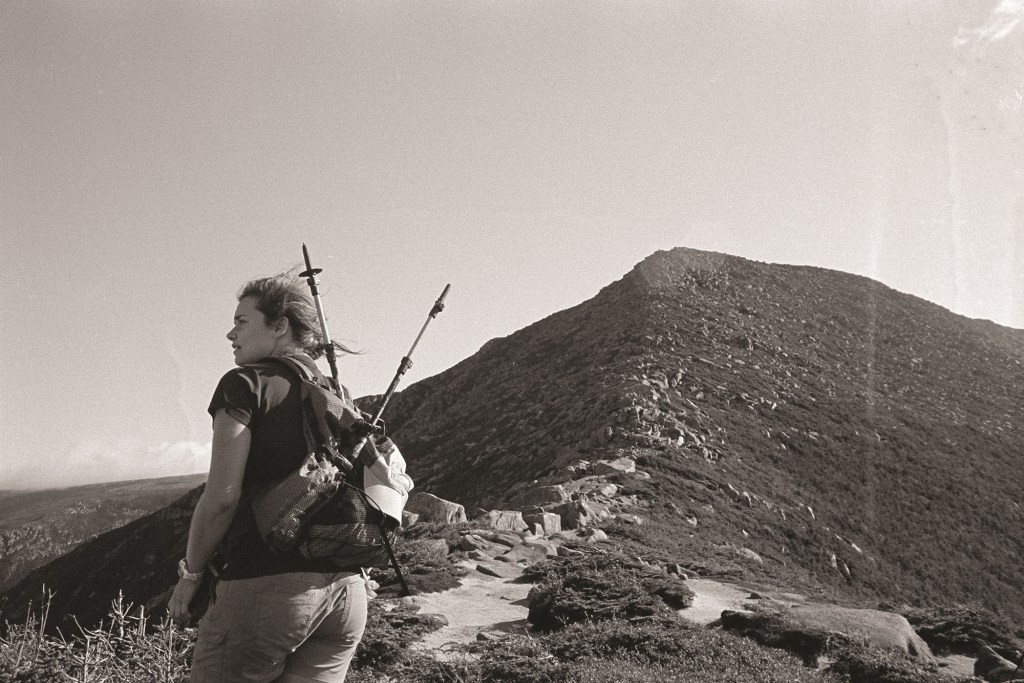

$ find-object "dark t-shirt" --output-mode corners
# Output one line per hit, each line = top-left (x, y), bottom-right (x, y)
(207, 355), (341, 579)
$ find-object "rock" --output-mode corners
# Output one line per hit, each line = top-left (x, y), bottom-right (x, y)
(496, 538), (560, 565)
(720, 604), (935, 666)
(470, 530), (524, 548)
(726, 483), (753, 508)
(402, 511), (420, 527)
(593, 458), (636, 475)
(975, 645), (1020, 682)
(618, 514), (643, 525)
(581, 528), (608, 543)
(736, 548), (763, 564)
(475, 562), (522, 579)
(460, 533), (509, 555)
(565, 460), (590, 476)
(523, 512), (562, 536)
(665, 563), (689, 578)
(473, 510), (529, 532)
(548, 501), (589, 530)
(405, 492), (467, 524)
(518, 485), (571, 508)
(580, 498), (611, 520)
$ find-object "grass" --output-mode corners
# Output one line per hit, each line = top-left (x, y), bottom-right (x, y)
(1, 553), (993, 683)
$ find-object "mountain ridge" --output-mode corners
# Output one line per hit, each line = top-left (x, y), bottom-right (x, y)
(0, 473), (206, 596)
(3, 247), (1022, 633)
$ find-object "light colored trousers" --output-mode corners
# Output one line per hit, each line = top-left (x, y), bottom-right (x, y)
(189, 571), (367, 683)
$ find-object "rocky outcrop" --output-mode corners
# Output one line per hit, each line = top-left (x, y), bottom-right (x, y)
(974, 645), (1022, 682)
(720, 602), (935, 666)
(406, 493), (467, 524)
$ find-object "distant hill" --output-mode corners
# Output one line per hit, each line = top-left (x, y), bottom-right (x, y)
(0, 473), (206, 595)
(3, 247), (1022, 632)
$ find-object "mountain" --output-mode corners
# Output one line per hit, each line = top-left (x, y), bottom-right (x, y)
(3, 247), (1022, 632)
(381, 247), (1024, 617)
(0, 474), (206, 595)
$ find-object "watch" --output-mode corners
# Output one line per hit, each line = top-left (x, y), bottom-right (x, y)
(177, 558), (204, 582)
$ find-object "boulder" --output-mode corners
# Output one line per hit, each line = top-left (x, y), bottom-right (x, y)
(518, 485), (571, 508)
(523, 512), (562, 536)
(471, 530), (525, 547)
(720, 604), (935, 666)
(548, 501), (588, 530)
(473, 510), (529, 532)
(736, 548), (763, 564)
(593, 458), (636, 475)
(459, 533), (510, 555)
(580, 498), (612, 520)
(405, 492), (467, 524)
(975, 645), (1020, 682)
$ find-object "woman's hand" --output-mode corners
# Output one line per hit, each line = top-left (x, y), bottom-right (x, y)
(168, 578), (202, 626)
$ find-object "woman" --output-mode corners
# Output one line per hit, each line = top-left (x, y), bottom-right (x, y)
(168, 272), (367, 683)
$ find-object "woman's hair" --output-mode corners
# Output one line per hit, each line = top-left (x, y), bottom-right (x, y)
(238, 270), (359, 359)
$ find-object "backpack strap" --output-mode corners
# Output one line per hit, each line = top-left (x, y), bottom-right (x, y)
(271, 354), (330, 391)
(265, 355), (375, 469)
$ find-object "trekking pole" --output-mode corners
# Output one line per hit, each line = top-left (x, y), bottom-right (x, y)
(299, 244), (342, 398)
(369, 284), (451, 427)
(366, 284), (450, 599)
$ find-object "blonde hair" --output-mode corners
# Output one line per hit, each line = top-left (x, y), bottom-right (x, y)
(238, 270), (358, 359)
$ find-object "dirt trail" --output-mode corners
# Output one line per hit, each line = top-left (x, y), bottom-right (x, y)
(409, 561), (533, 658)
(405, 567), (978, 678)
(407, 564), (764, 654)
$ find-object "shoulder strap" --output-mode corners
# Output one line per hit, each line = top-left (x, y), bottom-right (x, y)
(265, 356), (368, 467)
(268, 355), (332, 391)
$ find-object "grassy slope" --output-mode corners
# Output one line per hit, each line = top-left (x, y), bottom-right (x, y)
(379, 247), (1024, 621)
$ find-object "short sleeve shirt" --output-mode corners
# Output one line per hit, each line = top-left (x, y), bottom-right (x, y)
(207, 356), (340, 579)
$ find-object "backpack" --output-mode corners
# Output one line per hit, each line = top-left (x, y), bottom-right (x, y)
(248, 355), (411, 569)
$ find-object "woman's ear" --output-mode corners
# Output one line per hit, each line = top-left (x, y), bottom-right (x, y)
(273, 315), (291, 339)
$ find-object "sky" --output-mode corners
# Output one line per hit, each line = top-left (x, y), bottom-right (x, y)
(1, 1), (1022, 490)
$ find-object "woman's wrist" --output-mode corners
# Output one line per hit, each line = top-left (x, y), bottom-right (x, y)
(177, 558), (205, 582)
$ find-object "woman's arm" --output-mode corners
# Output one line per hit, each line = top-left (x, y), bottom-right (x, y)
(169, 409), (250, 624)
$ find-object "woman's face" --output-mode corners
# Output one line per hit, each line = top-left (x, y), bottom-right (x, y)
(227, 296), (281, 366)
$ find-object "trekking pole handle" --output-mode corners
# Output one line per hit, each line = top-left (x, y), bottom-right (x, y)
(300, 244), (342, 397)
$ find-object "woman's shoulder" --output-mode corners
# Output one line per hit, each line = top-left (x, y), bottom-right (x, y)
(214, 361), (291, 392)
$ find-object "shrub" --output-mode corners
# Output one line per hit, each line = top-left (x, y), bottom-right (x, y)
(352, 600), (447, 671)
(525, 554), (681, 631)
(0, 590), (195, 683)
(374, 534), (465, 597)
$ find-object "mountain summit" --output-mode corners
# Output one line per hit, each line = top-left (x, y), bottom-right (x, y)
(380, 246), (1024, 617)
(5, 247), (1023, 630)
